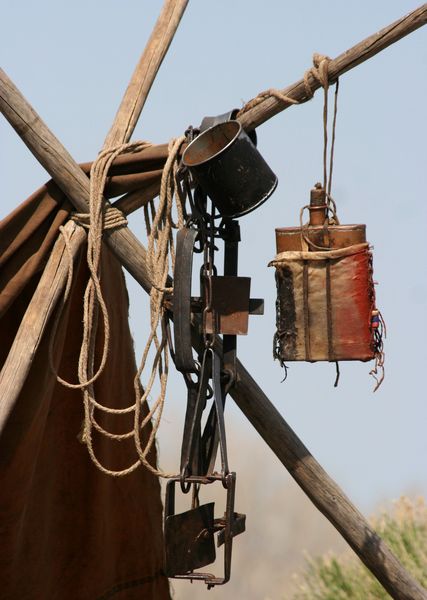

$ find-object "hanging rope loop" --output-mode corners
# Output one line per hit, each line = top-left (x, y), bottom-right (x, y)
(239, 53), (339, 200)
(50, 136), (187, 477)
(238, 53), (333, 116)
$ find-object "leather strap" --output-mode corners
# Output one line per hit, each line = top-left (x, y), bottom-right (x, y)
(173, 227), (198, 372)
(303, 260), (312, 360)
(326, 259), (335, 362)
(200, 348), (229, 478)
(179, 353), (211, 481)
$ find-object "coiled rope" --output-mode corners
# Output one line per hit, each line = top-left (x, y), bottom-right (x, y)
(51, 136), (186, 477)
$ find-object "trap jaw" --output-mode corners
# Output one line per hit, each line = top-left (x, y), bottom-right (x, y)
(163, 472), (246, 588)
(167, 218), (252, 588)
(165, 112), (276, 588)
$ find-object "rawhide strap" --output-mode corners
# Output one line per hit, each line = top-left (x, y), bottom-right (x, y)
(173, 227), (198, 373)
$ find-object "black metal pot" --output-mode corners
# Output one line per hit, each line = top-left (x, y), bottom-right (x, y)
(182, 120), (277, 219)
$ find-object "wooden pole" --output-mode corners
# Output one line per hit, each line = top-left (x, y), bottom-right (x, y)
(237, 3), (427, 131)
(115, 181), (161, 216)
(0, 221), (86, 431)
(231, 361), (427, 600)
(2, 6), (427, 596)
(1, 75), (426, 600)
(0, 0), (186, 427)
(0, 0), (189, 291)
(0, 67), (154, 293)
(103, 0), (188, 147)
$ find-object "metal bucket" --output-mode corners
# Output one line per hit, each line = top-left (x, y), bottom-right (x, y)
(182, 120), (277, 219)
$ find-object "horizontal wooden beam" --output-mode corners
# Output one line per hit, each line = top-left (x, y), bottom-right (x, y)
(114, 181), (161, 216)
(238, 3), (427, 131)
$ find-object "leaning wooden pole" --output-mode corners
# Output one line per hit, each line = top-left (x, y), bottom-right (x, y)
(231, 362), (427, 600)
(104, 0), (188, 147)
(0, 222), (86, 432)
(1, 73), (427, 600)
(238, 3), (427, 131)
(0, 0), (187, 426)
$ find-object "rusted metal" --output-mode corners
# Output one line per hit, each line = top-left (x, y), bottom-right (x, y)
(308, 184), (328, 226)
(169, 148), (268, 587)
(222, 218), (240, 379)
(182, 120), (277, 218)
(179, 348), (212, 483)
(173, 227), (198, 373)
(276, 223), (366, 252)
(204, 276), (251, 335)
(184, 296), (264, 316)
(163, 473), (245, 587)
(276, 183), (366, 251)
(164, 501), (216, 575)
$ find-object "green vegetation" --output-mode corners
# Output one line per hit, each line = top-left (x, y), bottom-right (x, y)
(292, 497), (427, 599)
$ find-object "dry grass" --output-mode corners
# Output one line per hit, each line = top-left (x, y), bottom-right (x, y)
(291, 497), (427, 600)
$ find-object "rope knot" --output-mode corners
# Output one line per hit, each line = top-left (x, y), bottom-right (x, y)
(312, 53), (331, 68)
(103, 205), (128, 230)
(238, 52), (333, 116)
(311, 53), (332, 89)
(71, 205), (128, 232)
(302, 53), (332, 98)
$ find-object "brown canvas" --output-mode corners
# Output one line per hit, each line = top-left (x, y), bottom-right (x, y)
(0, 173), (171, 599)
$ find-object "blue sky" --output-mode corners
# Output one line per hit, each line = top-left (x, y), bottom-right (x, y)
(2, 1), (426, 595)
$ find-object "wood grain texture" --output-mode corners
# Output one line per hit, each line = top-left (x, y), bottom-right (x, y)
(231, 359), (427, 600)
(187, 325), (427, 599)
(114, 181), (161, 215)
(103, 0), (188, 148)
(0, 221), (86, 431)
(0, 67), (154, 293)
(238, 4), (427, 131)
(2, 5), (427, 595)
(0, 0), (183, 460)
(79, 144), (168, 181)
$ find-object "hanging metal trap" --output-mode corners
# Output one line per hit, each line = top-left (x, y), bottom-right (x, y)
(164, 473), (246, 587)
(163, 344), (246, 587)
(166, 111), (274, 586)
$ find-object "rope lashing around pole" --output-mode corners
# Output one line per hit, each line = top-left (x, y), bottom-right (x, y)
(240, 53), (340, 232)
(237, 53), (332, 115)
(50, 136), (186, 477)
(71, 205), (128, 230)
(239, 54), (341, 224)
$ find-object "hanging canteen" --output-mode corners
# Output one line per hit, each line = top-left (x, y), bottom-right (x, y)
(182, 120), (277, 219)
(270, 184), (384, 366)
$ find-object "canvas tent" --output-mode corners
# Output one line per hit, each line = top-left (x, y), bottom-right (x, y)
(0, 162), (170, 598)
(1, 1), (427, 598)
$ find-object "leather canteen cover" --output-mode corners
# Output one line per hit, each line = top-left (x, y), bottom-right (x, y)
(269, 243), (376, 362)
